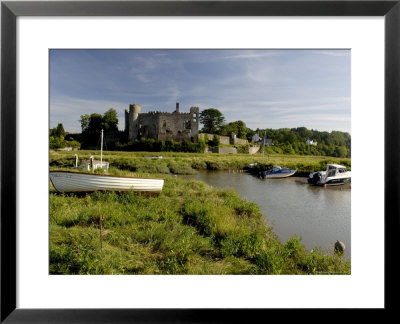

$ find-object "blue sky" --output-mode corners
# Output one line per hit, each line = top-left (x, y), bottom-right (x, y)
(50, 49), (351, 133)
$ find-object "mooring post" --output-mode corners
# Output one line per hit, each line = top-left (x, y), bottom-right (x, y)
(334, 240), (345, 255)
(99, 214), (104, 251)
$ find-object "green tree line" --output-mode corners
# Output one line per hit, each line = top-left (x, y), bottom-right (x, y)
(199, 108), (351, 158)
(256, 127), (351, 158)
(51, 107), (350, 157)
(79, 108), (120, 148)
(115, 138), (206, 153)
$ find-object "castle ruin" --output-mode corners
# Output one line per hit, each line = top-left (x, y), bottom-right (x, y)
(125, 103), (199, 142)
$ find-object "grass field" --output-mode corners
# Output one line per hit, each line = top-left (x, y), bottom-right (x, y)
(50, 169), (351, 275)
(50, 150), (351, 175)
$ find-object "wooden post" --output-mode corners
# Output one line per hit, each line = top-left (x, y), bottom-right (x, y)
(99, 214), (104, 251)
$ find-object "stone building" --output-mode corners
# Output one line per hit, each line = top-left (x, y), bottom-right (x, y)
(125, 103), (200, 142)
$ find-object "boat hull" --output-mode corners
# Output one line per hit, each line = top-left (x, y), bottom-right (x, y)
(259, 169), (296, 179)
(308, 172), (351, 186)
(324, 177), (351, 186)
(50, 171), (164, 193)
(262, 171), (296, 178)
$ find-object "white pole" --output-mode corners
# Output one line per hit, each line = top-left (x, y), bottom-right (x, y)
(100, 129), (103, 168)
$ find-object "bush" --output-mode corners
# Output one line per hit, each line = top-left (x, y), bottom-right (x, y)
(207, 135), (220, 147)
(115, 139), (205, 153)
(49, 136), (81, 150)
(235, 144), (250, 154)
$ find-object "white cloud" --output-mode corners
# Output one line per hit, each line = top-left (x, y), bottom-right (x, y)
(50, 96), (129, 133)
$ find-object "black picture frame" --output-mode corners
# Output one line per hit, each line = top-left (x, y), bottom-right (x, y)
(1, 0), (398, 322)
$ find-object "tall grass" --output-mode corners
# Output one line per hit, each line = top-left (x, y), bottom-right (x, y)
(50, 176), (350, 275)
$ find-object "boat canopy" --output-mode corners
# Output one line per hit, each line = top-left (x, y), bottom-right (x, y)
(327, 164), (347, 169)
(326, 164), (348, 177)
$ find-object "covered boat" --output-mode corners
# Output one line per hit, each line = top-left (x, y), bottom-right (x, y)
(258, 165), (296, 179)
(308, 164), (351, 186)
(49, 171), (164, 193)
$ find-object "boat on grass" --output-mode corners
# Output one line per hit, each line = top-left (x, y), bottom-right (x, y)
(50, 129), (164, 193)
(258, 166), (296, 179)
(49, 171), (164, 193)
(308, 164), (351, 186)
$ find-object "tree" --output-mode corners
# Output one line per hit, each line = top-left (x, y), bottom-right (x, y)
(220, 120), (248, 139)
(55, 123), (66, 138)
(79, 113), (103, 147)
(79, 109), (120, 148)
(49, 127), (57, 137)
(232, 120), (247, 138)
(80, 114), (90, 133)
(87, 113), (103, 134)
(199, 108), (225, 134)
(335, 146), (348, 158)
(103, 108), (118, 131)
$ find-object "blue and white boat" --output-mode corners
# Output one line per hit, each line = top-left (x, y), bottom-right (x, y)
(258, 166), (296, 179)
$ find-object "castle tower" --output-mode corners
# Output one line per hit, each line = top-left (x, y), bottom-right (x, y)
(128, 104), (141, 141)
(190, 106), (200, 141)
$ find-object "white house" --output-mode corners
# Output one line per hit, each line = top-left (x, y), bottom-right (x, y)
(306, 139), (318, 146)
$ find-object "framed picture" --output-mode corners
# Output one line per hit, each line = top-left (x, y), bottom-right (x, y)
(1, 0), (398, 321)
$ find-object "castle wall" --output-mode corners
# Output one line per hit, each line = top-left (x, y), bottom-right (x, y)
(199, 133), (248, 145)
(137, 113), (160, 140)
(234, 138), (248, 145)
(249, 146), (260, 154)
(210, 147), (237, 154)
(199, 133), (231, 145)
(156, 110), (198, 142)
(126, 104), (199, 142)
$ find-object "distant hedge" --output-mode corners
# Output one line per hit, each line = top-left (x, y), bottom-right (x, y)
(115, 138), (206, 153)
(49, 136), (81, 149)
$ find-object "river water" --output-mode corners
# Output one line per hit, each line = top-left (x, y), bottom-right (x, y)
(180, 171), (351, 257)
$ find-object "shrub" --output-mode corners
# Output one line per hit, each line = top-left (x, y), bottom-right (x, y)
(115, 139), (205, 153)
(235, 144), (250, 154)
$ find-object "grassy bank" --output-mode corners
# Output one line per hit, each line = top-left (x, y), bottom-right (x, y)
(50, 175), (350, 275)
(50, 150), (351, 176)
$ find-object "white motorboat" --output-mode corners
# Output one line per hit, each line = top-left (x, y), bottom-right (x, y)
(49, 171), (164, 193)
(308, 164), (351, 186)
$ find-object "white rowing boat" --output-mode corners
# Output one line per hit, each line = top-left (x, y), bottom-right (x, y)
(50, 171), (164, 193)
(50, 129), (164, 193)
